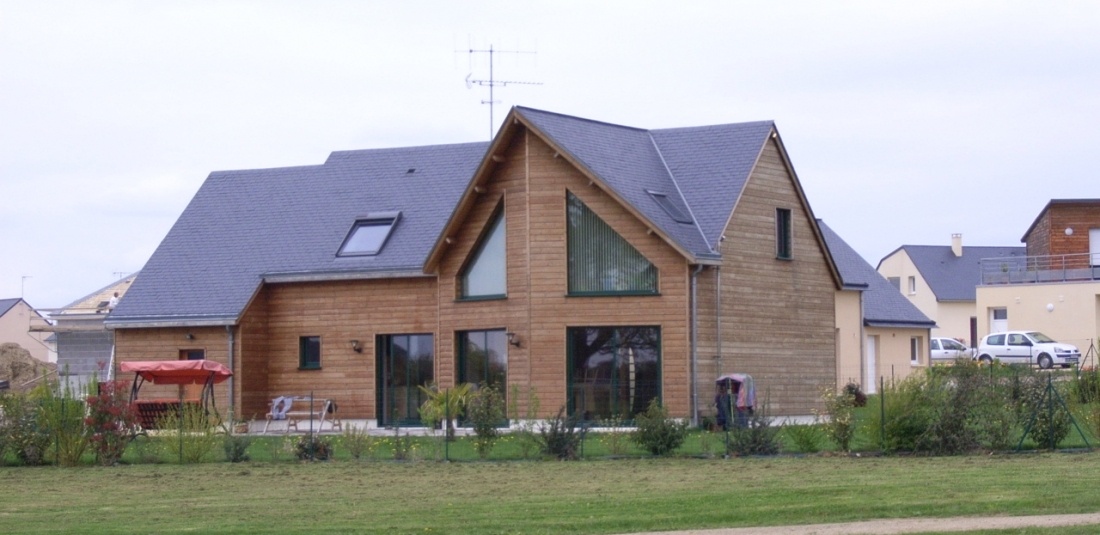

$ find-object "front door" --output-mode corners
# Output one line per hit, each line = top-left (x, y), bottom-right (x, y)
(991, 308), (1008, 333)
(865, 335), (878, 394)
(376, 334), (434, 426)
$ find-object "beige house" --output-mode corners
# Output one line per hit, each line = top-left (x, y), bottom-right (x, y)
(0, 298), (52, 363)
(877, 235), (1022, 348)
(975, 199), (1100, 356)
(821, 222), (935, 393)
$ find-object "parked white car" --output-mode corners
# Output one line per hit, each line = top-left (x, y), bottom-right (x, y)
(930, 337), (975, 362)
(976, 331), (1081, 369)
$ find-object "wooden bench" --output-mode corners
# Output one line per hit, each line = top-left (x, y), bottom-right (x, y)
(262, 396), (342, 434)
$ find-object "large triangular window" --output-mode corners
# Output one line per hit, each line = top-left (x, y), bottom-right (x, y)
(567, 191), (658, 295)
(460, 207), (506, 299)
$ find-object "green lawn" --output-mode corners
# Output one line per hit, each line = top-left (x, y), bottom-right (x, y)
(4, 451), (1100, 534)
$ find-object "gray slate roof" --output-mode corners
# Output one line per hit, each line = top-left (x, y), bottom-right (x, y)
(517, 107), (775, 259)
(109, 142), (488, 325)
(109, 107), (785, 326)
(0, 298), (21, 317)
(886, 245), (1025, 302)
(819, 221), (935, 329)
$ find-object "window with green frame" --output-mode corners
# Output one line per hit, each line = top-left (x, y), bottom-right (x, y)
(776, 207), (792, 260)
(566, 191), (658, 295)
(457, 329), (508, 425)
(567, 326), (661, 422)
(299, 336), (321, 370)
(459, 207), (506, 299)
(376, 334), (434, 426)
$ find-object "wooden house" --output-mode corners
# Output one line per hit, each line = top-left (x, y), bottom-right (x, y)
(106, 107), (841, 423)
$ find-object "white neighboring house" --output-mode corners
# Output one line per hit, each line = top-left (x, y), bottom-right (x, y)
(877, 234), (1024, 348)
(975, 199), (1100, 359)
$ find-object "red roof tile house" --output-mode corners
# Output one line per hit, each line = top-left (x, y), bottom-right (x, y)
(106, 107), (840, 424)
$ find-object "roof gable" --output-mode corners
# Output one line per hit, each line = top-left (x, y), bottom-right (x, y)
(819, 221), (934, 328)
(0, 298), (22, 317)
(899, 245), (1025, 302)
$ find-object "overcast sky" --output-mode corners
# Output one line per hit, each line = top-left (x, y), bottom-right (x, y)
(2, 1), (1097, 309)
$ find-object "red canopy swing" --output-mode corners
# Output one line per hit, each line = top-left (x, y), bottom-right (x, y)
(119, 360), (232, 429)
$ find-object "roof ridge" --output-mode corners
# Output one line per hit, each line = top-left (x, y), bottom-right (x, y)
(646, 131), (712, 253)
(514, 106), (649, 133)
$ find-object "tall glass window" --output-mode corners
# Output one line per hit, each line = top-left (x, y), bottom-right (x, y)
(460, 208), (506, 298)
(567, 191), (657, 295)
(457, 329), (508, 396)
(776, 208), (793, 260)
(568, 326), (661, 422)
(376, 334), (434, 426)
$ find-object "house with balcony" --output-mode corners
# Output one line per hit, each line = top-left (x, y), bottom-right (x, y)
(877, 235), (1023, 347)
(975, 199), (1100, 356)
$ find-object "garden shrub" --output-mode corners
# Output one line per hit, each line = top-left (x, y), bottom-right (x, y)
(821, 386), (856, 452)
(339, 425), (374, 460)
(1, 390), (50, 465)
(466, 385), (505, 459)
(1017, 374), (1071, 448)
(784, 421), (823, 454)
(632, 399), (688, 456)
(223, 434), (252, 462)
(727, 401), (781, 456)
(538, 406), (584, 460)
(597, 414), (633, 456)
(85, 380), (139, 466)
(154, 404), (220, 463)
(508, 385), (541, 460)
(38, 380), (89, 466)
(1072, 367), (1100, 404)
(295, 436), (333, 461)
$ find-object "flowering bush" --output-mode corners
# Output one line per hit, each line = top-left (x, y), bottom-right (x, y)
(84, 381), (139, 466)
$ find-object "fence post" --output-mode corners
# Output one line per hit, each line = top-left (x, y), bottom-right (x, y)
(444, 388), (450, 462)
(879, 375), (885, 452)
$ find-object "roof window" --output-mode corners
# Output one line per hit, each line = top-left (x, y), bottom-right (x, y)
(647, 190), (693, 224)
(338, 212), (400, 256)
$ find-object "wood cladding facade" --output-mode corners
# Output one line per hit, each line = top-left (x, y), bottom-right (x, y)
(114, 125), (836, 420)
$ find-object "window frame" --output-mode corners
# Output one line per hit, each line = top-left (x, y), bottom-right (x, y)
(566, 325), (662, 424)
(298, 335), (322, 370)
(907, 276), (917, 295)
(910, 336), (922, 365)
(337, 212), (400, 257)
(775, 208), (793, 260)
(566, 191), (659, 296)
(458, 204), (507, 300)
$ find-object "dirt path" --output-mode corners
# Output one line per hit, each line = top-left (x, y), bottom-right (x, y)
(627, 513), (1100, 534)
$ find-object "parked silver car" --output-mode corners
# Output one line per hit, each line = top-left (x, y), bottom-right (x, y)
(930, 337), (975, 362)
(976, 331), (1081, 369)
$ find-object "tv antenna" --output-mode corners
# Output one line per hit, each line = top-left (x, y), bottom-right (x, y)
(460, 41), (541, 138)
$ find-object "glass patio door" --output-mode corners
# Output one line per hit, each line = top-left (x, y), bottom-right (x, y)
(376, 334), (433, 426)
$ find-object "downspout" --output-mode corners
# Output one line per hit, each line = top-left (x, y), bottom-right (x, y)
(690, 264), (704, 427)
(226, 325), (235, 417)
(716, 265), (722, 376)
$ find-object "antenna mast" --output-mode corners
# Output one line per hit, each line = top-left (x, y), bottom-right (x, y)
(462, 42), (541, 138)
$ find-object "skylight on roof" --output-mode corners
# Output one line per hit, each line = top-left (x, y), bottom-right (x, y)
(647, 191), (693, 224)
(338, 213), (400, 256)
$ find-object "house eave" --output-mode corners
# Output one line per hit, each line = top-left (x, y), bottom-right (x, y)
(262, 268), (430, 284)
(106, 315), (239, 330)
(865, 320), (937, 330)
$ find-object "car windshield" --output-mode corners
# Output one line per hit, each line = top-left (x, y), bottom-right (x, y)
(1028, 332), (1056, 343)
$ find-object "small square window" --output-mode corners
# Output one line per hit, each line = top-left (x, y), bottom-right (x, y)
(776, 208), (792, 260)
(338, 213), (399, 256)
(299, 336), (321, 370)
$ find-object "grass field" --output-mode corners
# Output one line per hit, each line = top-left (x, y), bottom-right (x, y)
(4, 450), (1100, 534)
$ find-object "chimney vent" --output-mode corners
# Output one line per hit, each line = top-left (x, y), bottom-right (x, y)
(951, 233), (963, 257)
